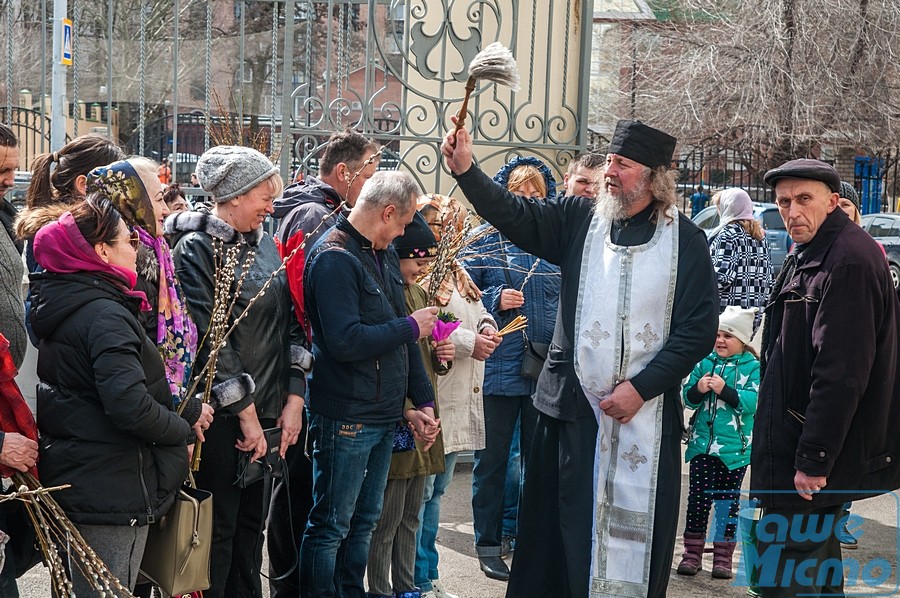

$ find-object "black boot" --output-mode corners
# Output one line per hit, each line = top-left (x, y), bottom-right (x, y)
(478, 555), (510, 581)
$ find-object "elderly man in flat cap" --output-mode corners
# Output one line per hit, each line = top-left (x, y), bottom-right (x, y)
(442, 119), (718, 598)
(751, 159), (900, 596)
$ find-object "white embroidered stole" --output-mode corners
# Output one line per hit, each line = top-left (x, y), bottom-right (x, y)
(574, 206), (679, 598)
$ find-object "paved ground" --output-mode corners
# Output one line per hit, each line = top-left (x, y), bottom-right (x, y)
(13, 338), (900, 597)
(15, 456), (900, 597)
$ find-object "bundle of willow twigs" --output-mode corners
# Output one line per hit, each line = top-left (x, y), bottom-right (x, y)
(9, 472), (135, 597)
(496, 314), (528, 337)
(418, 215), (496, 305)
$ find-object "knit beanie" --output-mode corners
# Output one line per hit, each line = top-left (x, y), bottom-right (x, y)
(195, 146), (279, 202)
(718, 306), (756, 346)
(393, 211), (438, 259)
(839, 181), (860, 212)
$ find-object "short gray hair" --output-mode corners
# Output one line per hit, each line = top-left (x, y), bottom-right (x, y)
(356, 171), (420, 214)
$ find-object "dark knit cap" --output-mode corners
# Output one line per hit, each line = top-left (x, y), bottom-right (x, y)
(839, 181), (860, 211)
(763, 159), (841, 193)
(607, 119), (677, 169)
(393, 211), (438, 259)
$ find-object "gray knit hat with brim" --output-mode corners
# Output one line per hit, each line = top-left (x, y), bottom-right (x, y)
(196, 145), (279, 202)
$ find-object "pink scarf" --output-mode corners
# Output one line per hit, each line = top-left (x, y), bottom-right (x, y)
(33, 211), (150, 309)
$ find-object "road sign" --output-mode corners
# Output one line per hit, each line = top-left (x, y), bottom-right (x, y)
(61, 18), (72, 66)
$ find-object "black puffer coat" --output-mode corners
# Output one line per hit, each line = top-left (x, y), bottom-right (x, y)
(31, 271), (191, 526)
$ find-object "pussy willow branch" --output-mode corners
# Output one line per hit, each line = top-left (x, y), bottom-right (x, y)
(11, 472), (135, 597)
(0, 483), (71, 502)
(421, 221), (497, 303)
(519, 259), (541, 291)
(181, 146), (386, 406)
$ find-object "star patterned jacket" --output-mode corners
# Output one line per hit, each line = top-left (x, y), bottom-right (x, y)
(683, 349), (759, 470)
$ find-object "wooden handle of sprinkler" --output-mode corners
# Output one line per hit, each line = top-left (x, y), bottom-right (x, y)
(190, 440), (203, 471)
(454, 76), (477, 132)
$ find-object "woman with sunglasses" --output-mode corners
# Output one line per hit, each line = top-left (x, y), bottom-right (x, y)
(28, 194), (213, 595)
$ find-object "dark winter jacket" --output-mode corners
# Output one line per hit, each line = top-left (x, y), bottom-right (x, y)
(752, 209), (900, 508)
(274, 176), (345, 252)
(303, 215), (435, 423)
(167, 210), (311, 420)
(31, 272), (192, 526)
(453, 165), (718, 432)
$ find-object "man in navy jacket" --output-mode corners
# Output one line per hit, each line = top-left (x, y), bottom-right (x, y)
(300, 170), (439, 598)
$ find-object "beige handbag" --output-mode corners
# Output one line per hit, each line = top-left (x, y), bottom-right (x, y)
(140, 479), (213, 596)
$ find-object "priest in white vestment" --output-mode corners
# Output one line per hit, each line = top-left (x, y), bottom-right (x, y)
(442, 118), (719, 598)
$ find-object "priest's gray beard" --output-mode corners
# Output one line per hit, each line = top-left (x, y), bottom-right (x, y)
(595, 177), (650, 222)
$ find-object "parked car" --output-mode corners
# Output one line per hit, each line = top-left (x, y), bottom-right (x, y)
(691, 201), (789, 274)
(5, 170), (31, 210)
(860, 213), (900, 289)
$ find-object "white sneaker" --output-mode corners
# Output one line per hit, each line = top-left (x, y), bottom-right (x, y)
(431, 579), (460, 598)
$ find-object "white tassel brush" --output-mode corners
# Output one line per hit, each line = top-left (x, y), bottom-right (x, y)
(454, 42), (520, 132)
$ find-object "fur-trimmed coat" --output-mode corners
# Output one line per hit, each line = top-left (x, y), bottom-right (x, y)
(167, 209), (311, 419)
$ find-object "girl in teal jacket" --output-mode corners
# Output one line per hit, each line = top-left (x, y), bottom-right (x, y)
(677, 306), (759, 579)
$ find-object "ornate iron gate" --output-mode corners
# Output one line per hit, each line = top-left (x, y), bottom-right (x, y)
(2, 0), (595, 192)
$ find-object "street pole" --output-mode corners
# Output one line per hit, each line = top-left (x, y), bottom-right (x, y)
(172, 0), (179, 180)
(280, 0), (295, 180)
(51, 0), (68, 150)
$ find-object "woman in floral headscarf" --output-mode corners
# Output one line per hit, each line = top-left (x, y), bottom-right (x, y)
(87, 158), (198, 405)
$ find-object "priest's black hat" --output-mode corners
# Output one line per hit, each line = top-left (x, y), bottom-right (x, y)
(607, 119), (677, 169)
(763, 158), (841, 193)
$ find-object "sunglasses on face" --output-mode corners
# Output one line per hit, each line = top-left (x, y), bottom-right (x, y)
(116, 230), (140, 251)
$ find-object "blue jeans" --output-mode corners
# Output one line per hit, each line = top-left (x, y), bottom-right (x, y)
(471, 395), (537, 557)
(502, 423), (521, 538)
(299, 414), (394, 598)
(415, 452), (459, 591)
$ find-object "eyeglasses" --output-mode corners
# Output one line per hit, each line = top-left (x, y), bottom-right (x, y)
(115, 230), (140, 251)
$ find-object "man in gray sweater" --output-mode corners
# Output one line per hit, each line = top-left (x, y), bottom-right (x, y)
(0, 123), (24, 369)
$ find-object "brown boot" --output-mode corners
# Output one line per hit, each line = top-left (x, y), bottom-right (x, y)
(676, 532), (705, 576)
(712, 540), (737, 579)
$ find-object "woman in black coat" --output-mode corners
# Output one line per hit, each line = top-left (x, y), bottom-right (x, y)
(29, 195), (213, 596)
(168, 145), (312, 598)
